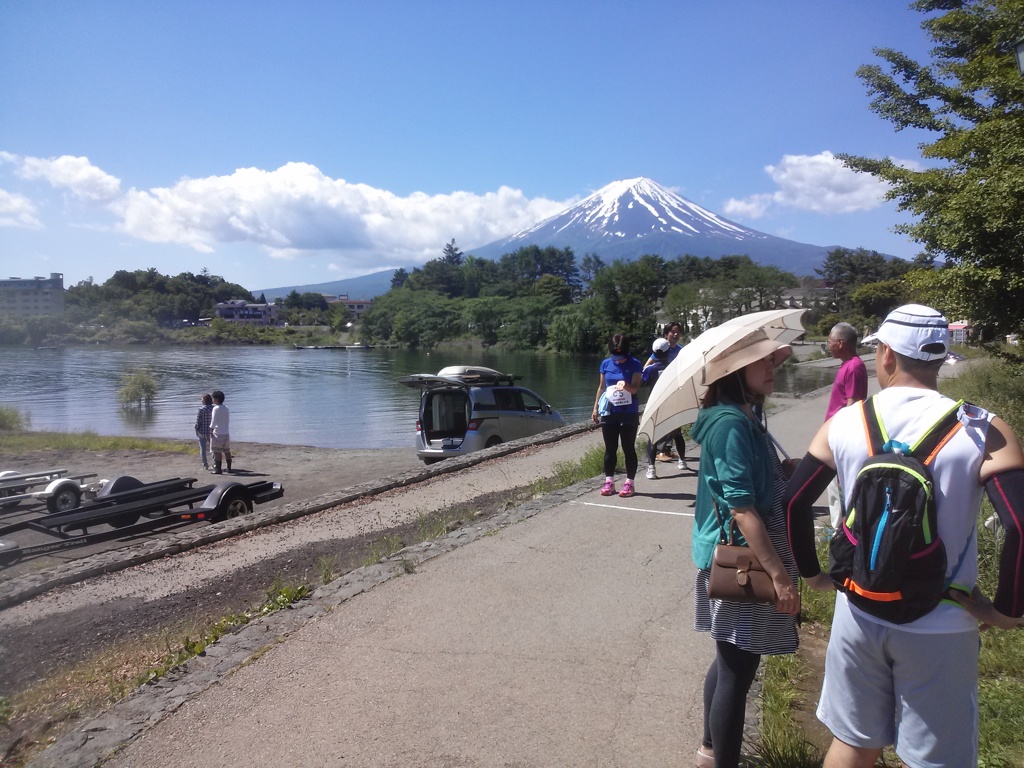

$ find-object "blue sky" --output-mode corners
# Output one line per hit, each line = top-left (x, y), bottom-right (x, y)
(0, 1), (937, 291)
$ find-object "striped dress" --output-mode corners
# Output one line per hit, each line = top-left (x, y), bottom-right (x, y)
(693, 442), (799, 655)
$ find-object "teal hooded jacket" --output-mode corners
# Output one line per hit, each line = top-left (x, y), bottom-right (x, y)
(689, 402), (775, 571)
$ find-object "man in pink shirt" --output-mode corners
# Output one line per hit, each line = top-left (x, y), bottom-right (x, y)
(825, 322), (867, 526)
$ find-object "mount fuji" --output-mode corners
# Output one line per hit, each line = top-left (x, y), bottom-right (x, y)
(467, 177), (835, 277)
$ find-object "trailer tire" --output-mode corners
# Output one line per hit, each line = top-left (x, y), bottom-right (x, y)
(0, 539), (21, 566)
(100, 476), (144, 527)
(215, 487), (253, 522)
(46, 481), (82, 514)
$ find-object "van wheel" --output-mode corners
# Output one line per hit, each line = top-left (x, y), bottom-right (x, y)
(485, 437), (502, 448)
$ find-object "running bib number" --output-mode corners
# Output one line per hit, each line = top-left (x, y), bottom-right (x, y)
(605, 386), (632, 407)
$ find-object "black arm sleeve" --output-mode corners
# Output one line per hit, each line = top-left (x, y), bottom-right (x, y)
(783, 453), (836, 578)
(985, 468), (1024, 618)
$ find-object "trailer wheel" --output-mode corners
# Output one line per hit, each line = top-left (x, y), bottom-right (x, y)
(215, 488), (253, 522)
(46, 481), (82, 514)
(101, 476), (144, 528)
(0, 539), (21, 566)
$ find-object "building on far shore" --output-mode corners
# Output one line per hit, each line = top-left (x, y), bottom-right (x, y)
(328, 294), (373, 322)
(0, 273), (65, 317)
(213, 299), (280, 326)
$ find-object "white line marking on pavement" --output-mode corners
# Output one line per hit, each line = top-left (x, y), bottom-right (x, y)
(575, 501), (694, 517)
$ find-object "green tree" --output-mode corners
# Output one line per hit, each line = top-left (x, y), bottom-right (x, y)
(547, 299), (605, 353)
(839, 0), (1024, 333)
(817, 247), (911, 312)
(847, 279), (911, 321)
(441, 238), (464, 266)
(391, 268), (409, 289)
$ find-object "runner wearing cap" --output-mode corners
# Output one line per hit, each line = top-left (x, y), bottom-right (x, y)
(784, 304), (1024, 767)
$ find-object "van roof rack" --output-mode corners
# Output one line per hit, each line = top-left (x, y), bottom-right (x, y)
(436, 365), (517, 385)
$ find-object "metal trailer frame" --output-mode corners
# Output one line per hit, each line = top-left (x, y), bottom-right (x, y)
(0, 476), (284, 566)
(0, 469), (103, 514)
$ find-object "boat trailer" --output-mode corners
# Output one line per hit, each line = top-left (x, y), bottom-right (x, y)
(0, 468), (105, 514)
(0, 475), (284, 566)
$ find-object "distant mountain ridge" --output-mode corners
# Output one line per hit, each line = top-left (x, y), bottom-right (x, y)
(253, 269), (395, 302)
(255, 177), (846, 299)
(467, 177), (836, 277)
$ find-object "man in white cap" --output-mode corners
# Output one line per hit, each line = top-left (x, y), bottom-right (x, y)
(784, 304), (1024, 767)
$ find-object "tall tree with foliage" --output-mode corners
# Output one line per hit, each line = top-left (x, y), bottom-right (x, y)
(839, 0), (1024, 333)
(817, 247), (912, 312)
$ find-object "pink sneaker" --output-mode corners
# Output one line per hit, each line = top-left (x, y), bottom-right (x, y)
(600, 480), (616, 496)
(619, 480), (635, 498)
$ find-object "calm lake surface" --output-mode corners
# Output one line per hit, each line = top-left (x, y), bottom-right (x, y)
(0, 346), (833, 449)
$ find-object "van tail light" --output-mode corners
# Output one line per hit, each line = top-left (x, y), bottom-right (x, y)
(416, 419), (422, 433)
(466, 419), (480, 431)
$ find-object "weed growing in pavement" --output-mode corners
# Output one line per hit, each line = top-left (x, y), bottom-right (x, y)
(0, 696), (11, 726)
(416, 509), (453, 540)
(362, 534), (405, 566)
(314, 554), (337, 585)
(400, 558), (416, 574)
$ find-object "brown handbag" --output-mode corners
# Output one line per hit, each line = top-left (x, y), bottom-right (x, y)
(707, 507), (777, 604)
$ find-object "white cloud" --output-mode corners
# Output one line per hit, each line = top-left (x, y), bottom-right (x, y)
(107, 162), (566, 271)
(724, 151), (889, 219)
(16, 155), (122, 202)
(0, 189), (41, 228)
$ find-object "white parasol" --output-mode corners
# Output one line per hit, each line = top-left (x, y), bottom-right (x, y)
(638, 308), (806, 444)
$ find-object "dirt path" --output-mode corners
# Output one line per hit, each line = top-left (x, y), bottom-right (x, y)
(0, 430), (604, 765)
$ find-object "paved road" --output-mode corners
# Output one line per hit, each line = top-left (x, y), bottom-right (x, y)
(35, 384), (839, 768)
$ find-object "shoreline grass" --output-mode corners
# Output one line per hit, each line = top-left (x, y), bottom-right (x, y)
(0, 430), (193, 454)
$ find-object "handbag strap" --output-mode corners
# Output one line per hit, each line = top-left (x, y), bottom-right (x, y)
(711, 500), (739, 546)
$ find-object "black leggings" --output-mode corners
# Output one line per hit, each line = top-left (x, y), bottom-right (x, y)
(702, 640), (762, 767)
(646, 429), (686, 465)
(601, 417), (638, 479)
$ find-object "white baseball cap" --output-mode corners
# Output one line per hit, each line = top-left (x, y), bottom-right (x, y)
(862, 304), (949, 361)
(652, 338), (671, 353)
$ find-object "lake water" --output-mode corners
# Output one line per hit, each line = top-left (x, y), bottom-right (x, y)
(0, 346), (833, 449)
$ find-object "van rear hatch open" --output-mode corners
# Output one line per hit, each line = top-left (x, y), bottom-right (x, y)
(420, 388), (471, 446)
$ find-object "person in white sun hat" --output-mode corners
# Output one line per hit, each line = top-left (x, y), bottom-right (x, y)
(689, 330), (806, 768)
(784, 303), (1024, 768)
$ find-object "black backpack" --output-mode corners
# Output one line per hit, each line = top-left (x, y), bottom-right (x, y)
(829, 396), (965, 624)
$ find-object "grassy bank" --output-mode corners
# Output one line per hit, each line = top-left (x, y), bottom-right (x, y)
(0, 430), (191, 455)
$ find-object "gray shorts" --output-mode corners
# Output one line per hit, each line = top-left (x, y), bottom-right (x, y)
(817, 598), (979, 767)
(211, 434), (231, 453)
